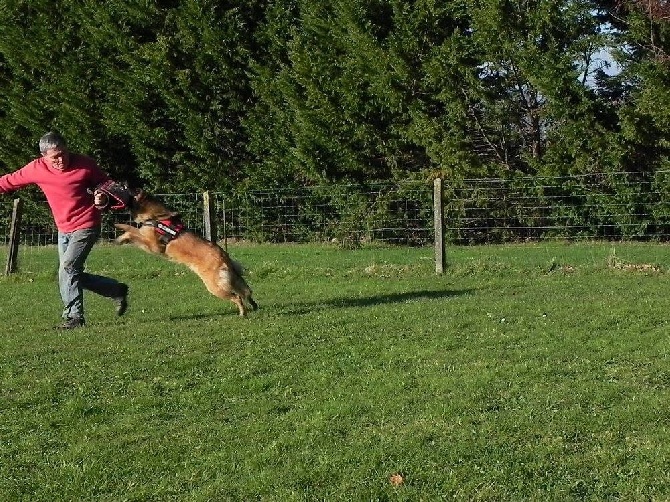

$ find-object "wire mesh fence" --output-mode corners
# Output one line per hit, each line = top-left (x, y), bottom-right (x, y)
(443, 171), (670, 243)
(2, 172), (670, 249)
(1, 182), (435, 247)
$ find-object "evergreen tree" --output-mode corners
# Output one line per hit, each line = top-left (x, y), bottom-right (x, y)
(607, 0), (670, 173)
(0, 0), (667, 199)
(459, 0), (615, 176)
(247, 0), (472, 185)
(0, 0), (261, 192)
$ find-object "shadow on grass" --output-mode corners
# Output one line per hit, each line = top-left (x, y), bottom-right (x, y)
(166, 289), (474, 320)
(276, 288), (475, 316)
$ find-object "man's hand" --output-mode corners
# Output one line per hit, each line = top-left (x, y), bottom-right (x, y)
(94, 190), (109, 209)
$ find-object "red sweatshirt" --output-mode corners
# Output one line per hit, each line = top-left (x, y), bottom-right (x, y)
(0, 154), (110, 233)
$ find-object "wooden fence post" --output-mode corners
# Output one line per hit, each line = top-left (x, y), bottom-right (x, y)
(5, 198), (23, 275)
(433, 178), (445, 275)
(203, 191), (217, 243)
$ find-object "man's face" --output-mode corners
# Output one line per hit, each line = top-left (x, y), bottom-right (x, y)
(43, 147), (70, 171)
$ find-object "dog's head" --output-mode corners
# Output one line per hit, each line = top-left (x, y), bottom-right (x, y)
(93, 180), (137, 211)
(127, 188), (179, 222)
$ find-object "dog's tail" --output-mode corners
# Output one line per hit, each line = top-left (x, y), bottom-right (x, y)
(230, 259), (245, 277)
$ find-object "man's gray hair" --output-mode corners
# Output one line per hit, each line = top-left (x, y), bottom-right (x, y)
(39, 132), (67, 154)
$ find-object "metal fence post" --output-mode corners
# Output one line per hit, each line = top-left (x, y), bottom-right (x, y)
(221, 197), (227, 252)
(433, 178), (445, 274)
(5, 198), (23, 275)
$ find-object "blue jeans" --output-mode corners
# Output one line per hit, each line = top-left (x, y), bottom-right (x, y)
(58, 227), (124, 320)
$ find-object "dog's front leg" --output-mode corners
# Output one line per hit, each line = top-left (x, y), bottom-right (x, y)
(114, 223), (165, 254)
(114, 224), (135, 245)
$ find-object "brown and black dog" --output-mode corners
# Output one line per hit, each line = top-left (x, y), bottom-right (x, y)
(113, 190), (258, 316)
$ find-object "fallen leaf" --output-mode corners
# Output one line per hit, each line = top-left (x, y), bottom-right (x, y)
(389, 473), (404, 487)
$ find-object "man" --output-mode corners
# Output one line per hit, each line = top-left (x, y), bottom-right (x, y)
(0, 131), (128, 329)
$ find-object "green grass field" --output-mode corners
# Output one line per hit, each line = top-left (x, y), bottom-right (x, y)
(2, 241), (670, 501)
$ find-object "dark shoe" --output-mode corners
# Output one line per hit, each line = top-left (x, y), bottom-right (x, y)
(56, 317), (85, 329)
(114, 284), (129, 316)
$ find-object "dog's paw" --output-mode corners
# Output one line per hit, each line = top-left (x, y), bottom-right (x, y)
(115, 234), (131, 245)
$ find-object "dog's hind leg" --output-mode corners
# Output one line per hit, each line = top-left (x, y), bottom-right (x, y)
(230, 294), (248, 317)
(198, 270), (249, 316)
(240, 286), (258, 311)
(227, 258), (258, 311)
(230, 276), (258, 312)
(215, 288), (248, 317)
